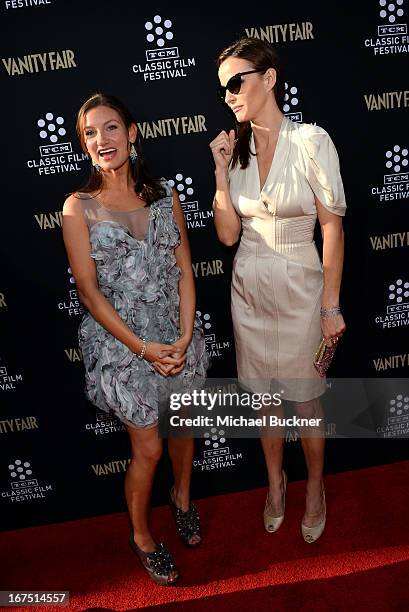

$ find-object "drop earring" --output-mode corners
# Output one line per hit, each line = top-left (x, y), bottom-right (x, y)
(92, 159), (102, 172)
(130, 142), (138, 164)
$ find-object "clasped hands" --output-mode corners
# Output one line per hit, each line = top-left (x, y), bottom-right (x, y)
(143, 336), (190, 377)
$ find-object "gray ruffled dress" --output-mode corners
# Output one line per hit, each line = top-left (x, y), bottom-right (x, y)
(77, 180), (209, 428)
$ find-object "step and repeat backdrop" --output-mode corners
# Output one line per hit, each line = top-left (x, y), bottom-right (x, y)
(1, 1), (408, 530)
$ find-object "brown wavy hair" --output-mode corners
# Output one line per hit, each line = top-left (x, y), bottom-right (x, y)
(75, 92), (165, 205)
(217, 37), (285, 170)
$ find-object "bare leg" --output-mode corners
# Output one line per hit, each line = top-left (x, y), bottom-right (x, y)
(168, 436), (194, 510)
(294, 397), (326, 527)
(125, 424), (162, 552)
(168, 436), (200, 545)
(260, 400), (286, 513)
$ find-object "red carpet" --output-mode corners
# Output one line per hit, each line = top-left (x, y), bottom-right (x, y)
(2, 461), (409, 611)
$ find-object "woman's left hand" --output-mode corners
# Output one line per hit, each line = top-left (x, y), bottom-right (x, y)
(320, 313), (346, 347)
(152, 335), (191, 376)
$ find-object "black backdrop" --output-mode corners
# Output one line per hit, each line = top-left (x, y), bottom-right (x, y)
(1, 0), (408, 531)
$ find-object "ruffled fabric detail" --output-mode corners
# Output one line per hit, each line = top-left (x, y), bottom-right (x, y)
(298, 124), (347, 216)
(78, 182), (209, 428)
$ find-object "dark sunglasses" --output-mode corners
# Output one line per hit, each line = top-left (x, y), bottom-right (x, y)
(218, 69), (265, 101)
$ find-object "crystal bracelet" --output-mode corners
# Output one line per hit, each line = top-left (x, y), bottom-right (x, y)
(137, 339), (147, 360)
(320, 306), (341, 317)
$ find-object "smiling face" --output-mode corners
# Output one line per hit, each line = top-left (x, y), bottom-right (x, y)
(218, 57), (276, 123)
(82, 105), (137, 171)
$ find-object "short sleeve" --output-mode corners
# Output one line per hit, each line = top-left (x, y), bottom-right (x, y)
(298, 124), (346, 216)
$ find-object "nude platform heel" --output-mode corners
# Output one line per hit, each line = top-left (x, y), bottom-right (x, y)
(263, 471), (287, 533)
(301, 488), (326, 543)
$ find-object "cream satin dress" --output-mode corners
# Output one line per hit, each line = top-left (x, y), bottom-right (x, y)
(228, 117), (346, 401)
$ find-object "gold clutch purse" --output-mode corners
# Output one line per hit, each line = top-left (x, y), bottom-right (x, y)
(313, 337), (338, 377)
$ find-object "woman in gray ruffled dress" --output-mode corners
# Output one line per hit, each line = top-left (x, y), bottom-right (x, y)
(62, 93), (209, 586)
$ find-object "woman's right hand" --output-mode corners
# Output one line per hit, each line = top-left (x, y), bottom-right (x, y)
(209, 129), (235, 172)
(143, 341), (185, 376)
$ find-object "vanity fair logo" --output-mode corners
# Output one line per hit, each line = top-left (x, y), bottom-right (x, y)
(4, 0), (52, 9)
(283, 81), (303, 122)
(244, 21), (314, 43)
(27, 111), (88, 176)
(364, 0), (409, 55)
(2, 49), (76, 76)
(169, 173), (213, 230)
(376, 393), (409, 437)
(57, 268), (84, 318)
(364, 89), (409, 110)
(286, 421), (336, 442)
(0, 416), (39, 434)
(192, 259), (224, 279)
(64, 347), (82, 363)
(137, 114), (207, 139)
(132, 14), (196, 81)
(34, 210), (63, 230)
(370, 230), (409, 250)
(374, 278), (409, 328)
(371, 144), (409, 203)
(85, 411), (126, 436)
(91, 458), (131, 476)
(196, 311), (231, 359)
(372, 352), (409, 371)
(0, 365), (23, 391)
(1, 459), (54, 503)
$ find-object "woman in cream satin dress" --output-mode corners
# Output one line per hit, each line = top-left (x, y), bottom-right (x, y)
(210, 37), (346, 543)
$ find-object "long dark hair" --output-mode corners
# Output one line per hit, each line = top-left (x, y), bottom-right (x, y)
(75, 92), (165, 205)
(217, 37), (284, 170)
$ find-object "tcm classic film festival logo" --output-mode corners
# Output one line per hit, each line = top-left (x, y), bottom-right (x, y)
(1, 459), (54, 503)
(4, 0), (52, 9)
(132, 15), (196, 81)
(371, 144), (409, 203)
(168, 173), (213, 230)
(377, 393), (409, 437)
(84, 410), (126, 436)
(0, 365), (23, 391)
(57, 267), (84, 318)
(27, 110), (88, 176)
(364, 0), (409, 55)
(194, 427), (244, 472)
(283, 81), (303, 122)
(375, 278), (409, 329)
(196, 310), (231, 359)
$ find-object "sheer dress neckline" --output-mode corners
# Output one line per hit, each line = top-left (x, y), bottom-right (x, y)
(79, 192), (151, 242)
(91, 193), (149, 214)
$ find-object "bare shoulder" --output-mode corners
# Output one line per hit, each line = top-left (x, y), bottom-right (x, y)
(63, 192), (85, 216)
(62, 193), (89, 235)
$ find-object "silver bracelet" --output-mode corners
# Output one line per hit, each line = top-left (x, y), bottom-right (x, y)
(320, 306), (341, 318)
(137, 339), (147, 360)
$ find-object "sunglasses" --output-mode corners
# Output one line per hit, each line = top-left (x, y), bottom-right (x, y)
(218, 69), (265, 101)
